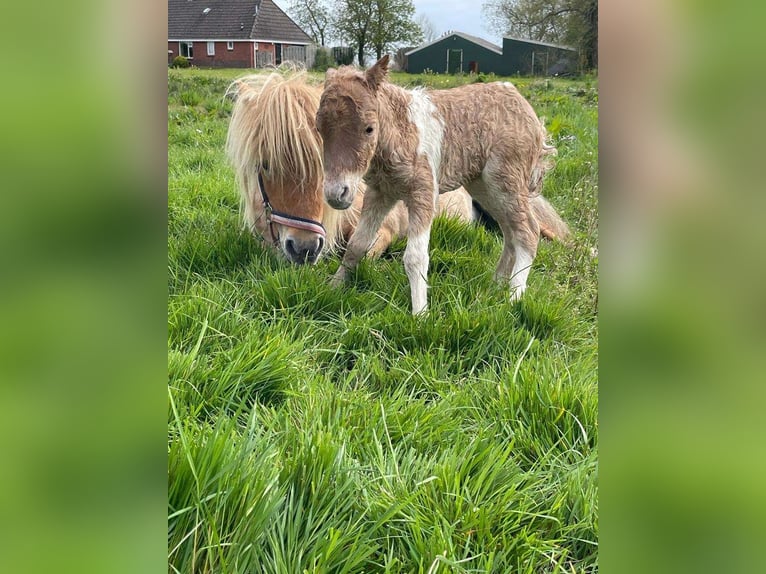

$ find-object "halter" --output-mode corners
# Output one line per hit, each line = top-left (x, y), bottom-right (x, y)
(257, 171), (326, 245)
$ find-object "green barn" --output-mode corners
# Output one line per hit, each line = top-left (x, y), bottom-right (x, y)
(497, 36), (578, 76)
(404, 32), (577, 76)
(405, 32), (502, 75)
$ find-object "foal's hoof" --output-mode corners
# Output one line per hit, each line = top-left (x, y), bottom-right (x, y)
(330, 268), (347, 288)
(509, 285), (526, 303)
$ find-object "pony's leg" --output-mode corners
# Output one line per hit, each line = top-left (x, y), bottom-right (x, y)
(402, 185), (436, 315)
(331, 187), (398, 287)
(466, 176), (540, 302)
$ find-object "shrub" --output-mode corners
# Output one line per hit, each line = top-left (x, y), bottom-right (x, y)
(179, 91), (201, 106)
(331, 46), (354, 66)
(312, 47), (336, 72)
(171, 55), (190, 69)
(473, 72), (497, 84)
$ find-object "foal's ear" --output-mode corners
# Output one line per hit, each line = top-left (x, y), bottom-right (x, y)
(365, 55), (390, 91)
(325, 67), (337, 82)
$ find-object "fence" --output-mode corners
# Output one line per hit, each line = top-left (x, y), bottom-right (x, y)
(256, 45), (316, 69)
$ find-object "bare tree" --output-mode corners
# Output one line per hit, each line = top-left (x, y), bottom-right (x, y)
(288, 0), (333, 46)
(482, 0), (597, 68)
(416, 13), (438, 42)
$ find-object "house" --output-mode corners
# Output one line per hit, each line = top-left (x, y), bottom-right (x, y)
(405, 32), (577, 76)
(168, 0), (314, 68)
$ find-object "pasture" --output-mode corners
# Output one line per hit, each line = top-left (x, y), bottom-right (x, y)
(168, 68), (598, 573)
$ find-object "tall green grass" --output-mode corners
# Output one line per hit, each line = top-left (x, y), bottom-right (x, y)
(168, 68), (598, 573)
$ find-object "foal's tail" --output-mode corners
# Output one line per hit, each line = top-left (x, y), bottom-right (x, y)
(531, 195), (571, 243)
(529, 130), (572, 243)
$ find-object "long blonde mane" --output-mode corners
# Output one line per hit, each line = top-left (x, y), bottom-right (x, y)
(225, 69), (355, 251)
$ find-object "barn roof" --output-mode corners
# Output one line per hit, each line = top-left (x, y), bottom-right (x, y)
(503, 35), (577, 52)
(168, 0), (312, 43)
(405, 32), (503, 56)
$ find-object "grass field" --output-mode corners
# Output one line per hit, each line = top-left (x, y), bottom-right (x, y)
(168, 67), (598, 573)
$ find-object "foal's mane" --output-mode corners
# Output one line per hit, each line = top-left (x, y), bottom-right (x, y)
(226, 70), (323, 187)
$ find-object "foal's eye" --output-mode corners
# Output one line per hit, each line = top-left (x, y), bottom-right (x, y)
(365, 126), (374, 135)
(261, 161), (269, 171)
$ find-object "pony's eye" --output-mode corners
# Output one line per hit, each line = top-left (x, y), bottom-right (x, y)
(365, 126), (374, 134)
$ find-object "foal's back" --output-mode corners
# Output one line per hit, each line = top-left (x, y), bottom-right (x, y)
(423, 82), (545, 191)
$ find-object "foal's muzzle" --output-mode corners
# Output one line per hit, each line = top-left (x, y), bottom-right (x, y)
(324, 179), (358, 210)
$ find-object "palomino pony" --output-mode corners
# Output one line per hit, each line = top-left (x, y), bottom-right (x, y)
(225, 69), (474, 265)
(316, 55), (570, 313)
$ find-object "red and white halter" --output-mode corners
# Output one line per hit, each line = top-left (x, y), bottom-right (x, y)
(257, 171), (326, 244)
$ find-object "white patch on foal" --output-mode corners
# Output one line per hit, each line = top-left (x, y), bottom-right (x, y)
(407, 88), (444, 202)
(509, 242), (534, 302)
(403, 230), (430, 314)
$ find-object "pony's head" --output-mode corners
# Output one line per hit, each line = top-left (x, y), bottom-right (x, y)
(226, 71), (327, 264)
(315, 55), (390, 210)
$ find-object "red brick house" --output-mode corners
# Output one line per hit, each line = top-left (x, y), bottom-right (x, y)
(168, 0), (314, 68)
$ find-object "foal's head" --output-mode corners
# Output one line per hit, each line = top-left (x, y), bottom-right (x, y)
(227, 72), (327, 264)
(315, 55), (390, 210)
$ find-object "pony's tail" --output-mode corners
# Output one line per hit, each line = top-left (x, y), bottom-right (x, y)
(529, 129), (572, 243)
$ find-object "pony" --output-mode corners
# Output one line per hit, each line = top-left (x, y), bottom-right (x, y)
(315, 55), (570, 314)
(225, 69), (475, 265)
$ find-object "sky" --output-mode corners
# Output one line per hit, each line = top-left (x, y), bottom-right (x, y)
(411, 0), (501, 45)
(272, 0), (503, 48)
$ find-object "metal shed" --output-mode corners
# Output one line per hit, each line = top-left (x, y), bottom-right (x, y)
(405, 32), (502, 75)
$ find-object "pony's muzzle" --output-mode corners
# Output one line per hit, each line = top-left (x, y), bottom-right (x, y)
(284, 235), (324, 265)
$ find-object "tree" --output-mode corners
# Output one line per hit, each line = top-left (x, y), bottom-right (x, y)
(333, 0), (423, 66)
(288, 0), (333, 46)
(333, 0), (375, 66)
(482, 0), (597, 70)
(369, 0), (423, 60)
(416, 13), (438, 43)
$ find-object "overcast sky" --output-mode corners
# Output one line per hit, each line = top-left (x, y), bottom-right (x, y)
(411, 0), (501, 45)
(272, 0), (502, 47)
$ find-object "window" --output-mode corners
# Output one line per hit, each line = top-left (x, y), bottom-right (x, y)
(227, 41), (234, 51)
(179, 42), (193, 59)
(207, 42), (215, 56)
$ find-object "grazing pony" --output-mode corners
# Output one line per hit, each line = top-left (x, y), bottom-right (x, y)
(316, 55), (570, 313)
(225, 70), (474, 265)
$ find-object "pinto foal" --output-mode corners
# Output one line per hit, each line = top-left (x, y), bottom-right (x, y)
(316, 55), (568, 314)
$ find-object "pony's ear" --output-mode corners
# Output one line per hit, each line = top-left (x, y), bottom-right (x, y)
(365, 55), (389, 91)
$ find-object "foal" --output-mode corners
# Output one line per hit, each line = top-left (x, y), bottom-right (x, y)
(316, 55), (569, 314)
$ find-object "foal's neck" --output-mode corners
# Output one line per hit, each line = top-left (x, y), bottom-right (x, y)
(374, 82), (416, 160)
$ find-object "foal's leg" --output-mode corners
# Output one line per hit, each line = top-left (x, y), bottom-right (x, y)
(467, 174), (540, 302)
(331, 186), (398, 287)
(402, 183), (436, 315)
